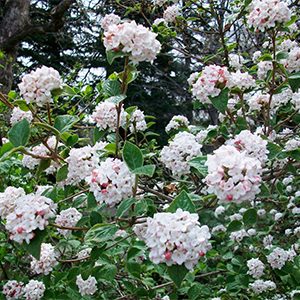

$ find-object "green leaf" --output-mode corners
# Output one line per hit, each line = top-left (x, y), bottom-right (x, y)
(36, 159), (51, 177)
(106, 94), (127, 104)
(267, 142), (282, 159)
(54, 115), (79, 133)
(227, 220), (243, 233)
(167, 190), (196, 213)
(189, 156), (208, 176)
(102, 79), (121, 97)
(90, 211), (102, 226)
(210, 88), (229, 114)
(122, 141), (144, 171)
(8, 119), (30, 147)
(243, 208), (257, 226)
(84, 224), (118, 244)
(0, 142), (14, 157)
(56, 164), (68, 182)
(167, 265), (188, 287)
(116, 198), (136, 217)
(132, 165), (156, 177)
(106, 50), (126, 65)
(288, 72), (300, 92)
(24, 229), (47, 260)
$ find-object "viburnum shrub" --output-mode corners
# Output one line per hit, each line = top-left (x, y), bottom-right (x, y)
(0, 1), (300, 299)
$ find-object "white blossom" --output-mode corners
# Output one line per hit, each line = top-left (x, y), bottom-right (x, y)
(76, 275), (97, 296)
(2, 281), (24, 299)
(247, 258), (265, 278)
(10, 107), (33, 125)
(55, 208), (82, 237)
(23, 280), (45, 300)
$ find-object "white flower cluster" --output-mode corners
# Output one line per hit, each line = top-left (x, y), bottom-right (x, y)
(267, 247), (296, 269)
(23, 280), (46, 300)
(0, 186), (25, 219)
(66, 142), (107, 185)
(228, 53), (244, 69)
(129, 109), (147, 132)
(10, 107), (33, 125)
(226, 70), (255, 90)
(55, 208), (82, 236)
(229, 229), (249, 243)
(292, 92), (300, 111)
(22, 136), (61, 174)
(135, 209), (211, 270)
(77, 247), (92, 259)
(195, 125), (217, 143)
(103, 20), (161, 63)
(246, 91), (270, 111)
(284, 137), (300, 151)
(163, 5), (180, 23)
(2, 280), (24, 300)
(189, 65), (229, 104)
(76, 275), (98, 296)
(5, 193), (56, 243)
(91, 101), (126, 132)
(247, 258), (265, 278)
(247, 0), (291, 32)
(284, 47), (300, 73)
(86, 158), (134, 207)
(165, 115), (189, 133)
(100, 13), (121, 31)
(160, 132), (202, 176)
(249, 280), (276, 294)
(30, 243), (59, 275)
(226, 130), (269, 164)
(18, 66), (62, 107)
(204, 145), (262, 203)
(257, 61), (273, 80)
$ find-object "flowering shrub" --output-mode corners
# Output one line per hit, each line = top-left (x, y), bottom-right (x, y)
(0, 1), (300, 300)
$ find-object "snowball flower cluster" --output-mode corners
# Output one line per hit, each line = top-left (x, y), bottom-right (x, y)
(100, 13), (121, 31)
(284, 47), (300, 73)
(86, 158), (135, 207)
(189, 65), (229, 103)
(228, 53), (244, 69)
(55, 208), (82, 236)
(226, 130), (269, 164)
(10, 107), (33, 125)
(103, 20), (161, 63)
(160, 131), (202, 176)
(284, 137), (300, 151)
(129, 109), (147, 132)
(2, 280), (24, 299)
(247, 258), (265, 278)
(249, 280), (276, 294)
(163, 5), (180, 23)
(30, 243), (59, 275)
(246, 91), (270, 111)
(66, 142), (107, 185)
(0, 186), (25, 219)
(165, 115), (189, 133)
(135, 208), (211, 270)
(267, 247), (296, 269)
(226, 70), (255, 90)
(257, 61), (273, 80)
(23, 280), (45, 300)
(91, 101), (126, 132)
(247, 0), (291, 32)
(5, 193), (57, 243)
(18, 66), (62, 107)
(204, 145), (262, 203)
(76, 275), (98, 296)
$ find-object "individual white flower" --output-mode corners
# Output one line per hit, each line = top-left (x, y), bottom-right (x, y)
(247, 258), (265, 278)
(30, 243), (59, 275)
(86, 158), (134, 207)
(205, 145), (262, 203)
(2, 280), (24, 299)
(5, 194), (57, 244)
(212, 224), (226, 234)
(249, 280), (276, 294)
(165, 115), (189, 133)
(129, 109), (147, 132)
(163, 5), (180, 23)
(229, 229), (249, 243)
(91, 101), (127, 132)
(18, 66), (62, 107)
(160, 132), (202, 176)
(55, 208), (82, 237)
(229, 213), (243, 222)
(136, 208), (211, 270)
(257, 209), (266, 217)
(100, 13), (121, 31)
(10, 107), (33, 125)
(77, 248), (92, 259)
(153, 18), (167, 26)
(247, 0), (291, 32)
(23, 280), (45, 300)
(76, 275), (97, 296)
(103, 20), (161, 63)
(214, 205), (225, 218)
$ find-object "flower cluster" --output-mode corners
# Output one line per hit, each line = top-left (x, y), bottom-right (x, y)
(249, 279), (276, 294)
(91, 101), (126, 132)
(246, 91), (270, 111)
(163, 5), (180, 23)
(129, 109), (147, 132)
(267, 247), (296, 269)
(0, 186), (25, 219)
(30, 243), (59, 275)
(247, 0), (291, 32)
(160, 132), (202, 176)
(55, 208), (82, 236)
(23, 280), (45, 300)
(247, 258), (265, 278)
(257, 61), (273, 80)
(204, 145), (262, 203)
(18, 66), (62, 107)
(76, 275), (98, 296)
(10, 107), (33, 125)
(165, 115), (189, 133)
(226, 71), (255, 90)
(66, 142), (107, 185)
(2, 280), (24, 300)
(5, 193), (56, 243)
(100, 13), (121, 31)
(189, 65), (229, 104)
(103, 20), (161, 63)
(134, 209), (211, 270)
(228, 53), (244, 69)
(86, 158), (135, 207)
